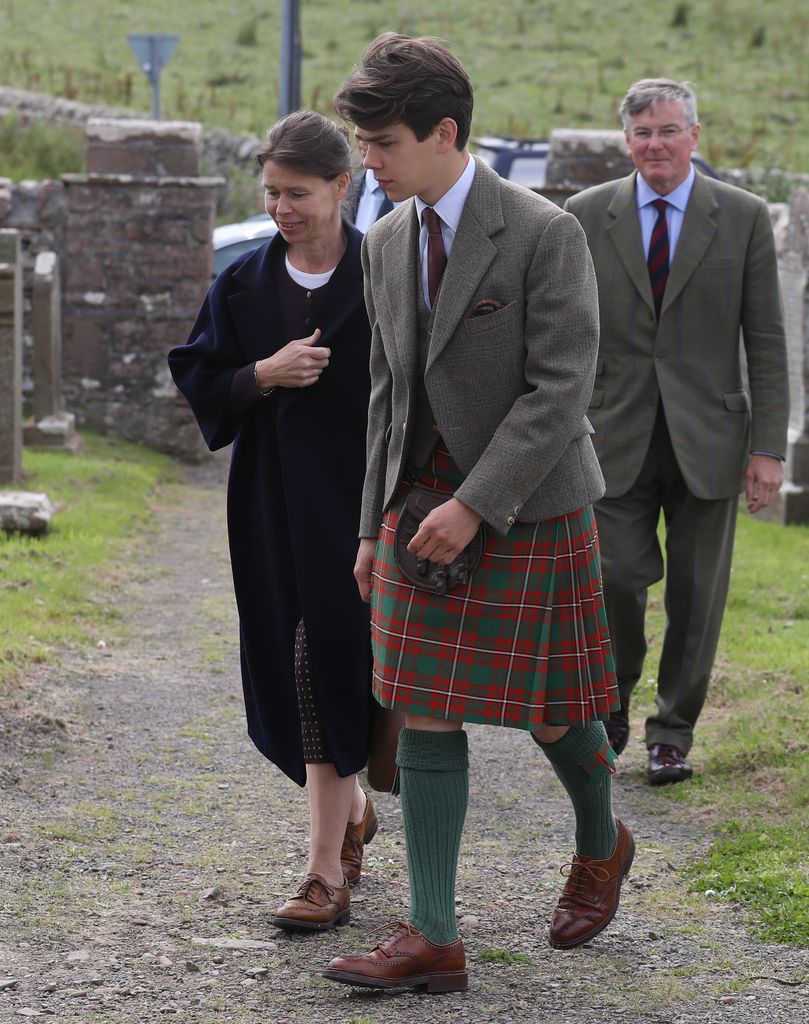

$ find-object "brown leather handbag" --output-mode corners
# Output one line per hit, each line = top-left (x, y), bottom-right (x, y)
(393, 486), (484, 595)
(367, 695), (404, 792)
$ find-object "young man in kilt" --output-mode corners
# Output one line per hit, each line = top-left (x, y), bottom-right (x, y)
(326, 33), (634, 992)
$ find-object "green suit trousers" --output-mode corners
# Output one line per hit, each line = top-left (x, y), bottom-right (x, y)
(595, 408), (737, 754)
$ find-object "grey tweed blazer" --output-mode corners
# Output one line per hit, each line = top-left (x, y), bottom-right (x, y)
(359, 156), (605, 538)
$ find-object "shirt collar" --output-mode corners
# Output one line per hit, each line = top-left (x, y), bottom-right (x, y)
(415, 154), (475, 232)
(636, 164), (695, 213)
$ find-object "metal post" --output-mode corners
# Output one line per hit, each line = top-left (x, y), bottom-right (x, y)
(150, 37), (160, 120)
(279, 0), (301, 116)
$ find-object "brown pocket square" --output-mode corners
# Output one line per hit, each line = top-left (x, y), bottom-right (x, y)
(471, 299), (503, 317)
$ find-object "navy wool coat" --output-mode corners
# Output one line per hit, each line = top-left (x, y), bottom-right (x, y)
(168, 226), (372, 786)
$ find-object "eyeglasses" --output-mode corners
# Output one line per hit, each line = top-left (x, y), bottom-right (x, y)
(629, 126), (690, 142)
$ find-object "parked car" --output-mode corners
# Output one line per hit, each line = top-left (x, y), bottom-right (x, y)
(212, 213), (277, 276)
(473, 135), (550, 188)
(472, 134), (721, 189)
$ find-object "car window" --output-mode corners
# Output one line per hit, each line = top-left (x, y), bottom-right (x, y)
(507, 156), (547, 188)
(213, 239), (264, 276)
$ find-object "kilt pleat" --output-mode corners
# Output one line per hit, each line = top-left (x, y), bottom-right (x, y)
(370, 443), (619, 730)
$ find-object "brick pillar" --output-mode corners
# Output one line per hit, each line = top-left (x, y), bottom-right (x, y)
(61, 119), (224, 459)
(0, 229), (23, 483)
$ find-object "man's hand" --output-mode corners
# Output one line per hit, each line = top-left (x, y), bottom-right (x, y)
(407, 497), (483, 564)
(745, 454), (783, 514)
(354, 538), (377, 603)
(255, 329), (330, 390)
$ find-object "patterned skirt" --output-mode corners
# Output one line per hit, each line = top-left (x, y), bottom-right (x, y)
(370, 443), (619, 730)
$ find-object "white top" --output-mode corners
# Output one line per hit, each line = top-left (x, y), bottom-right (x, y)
(285, 253), (335, 289)
(636, 165), (695, 263)
(414, 155), (476, 309)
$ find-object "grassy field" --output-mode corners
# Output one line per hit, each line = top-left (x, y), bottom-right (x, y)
(0, 434), (174, 693)
(641, 510), (809, 946)
(0, 0), (808, 172)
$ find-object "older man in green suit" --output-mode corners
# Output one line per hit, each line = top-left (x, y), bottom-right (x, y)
(566, 79), (789, 785)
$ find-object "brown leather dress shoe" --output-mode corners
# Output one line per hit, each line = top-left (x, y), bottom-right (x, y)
(270, 874), (350, 932)
(322, 921), (468, 992)
(548, 819), (635, 950)
(647, 743), (693, 785)
(341, 794), (378, 884)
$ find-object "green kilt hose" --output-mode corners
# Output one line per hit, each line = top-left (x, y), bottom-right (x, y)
(371, 443), (619, 730)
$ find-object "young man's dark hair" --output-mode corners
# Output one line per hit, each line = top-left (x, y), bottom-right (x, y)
(333, 32), (473, 149)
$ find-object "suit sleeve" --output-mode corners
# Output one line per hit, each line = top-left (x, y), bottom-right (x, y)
(453, 211), (600, 531)
(358, 237), (394, 537)
(741, 200), (789, 459)
(167, 272), (254, 451)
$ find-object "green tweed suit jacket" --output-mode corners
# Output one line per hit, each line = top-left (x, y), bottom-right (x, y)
(566, 172), (789, 500)
(359, 157), (605, 538)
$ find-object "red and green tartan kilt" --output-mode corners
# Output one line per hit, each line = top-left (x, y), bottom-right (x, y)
(370, 443), (619, 730)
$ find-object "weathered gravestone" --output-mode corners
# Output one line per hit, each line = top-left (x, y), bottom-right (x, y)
(0, 228), (22, 484)
(23, 250), (81, 452)
(766, 188), (809, 524)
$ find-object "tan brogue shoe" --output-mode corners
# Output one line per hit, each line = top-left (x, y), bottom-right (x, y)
(270, 874), (350, 932)
(340, 794), (378, 884)
(548, 819), (635, 950)
(322, 921), (468, 992)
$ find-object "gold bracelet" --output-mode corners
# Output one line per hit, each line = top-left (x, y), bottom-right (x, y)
(253, 361), (276, 398)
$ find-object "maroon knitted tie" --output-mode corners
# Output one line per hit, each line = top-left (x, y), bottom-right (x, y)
(647, 198), (669, 320)
(423, 206), (447, 306)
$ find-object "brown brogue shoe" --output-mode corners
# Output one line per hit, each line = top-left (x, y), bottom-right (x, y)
(322, 921), (468, 992)
(548, 819), (635, 950)
(647, 743), (693, 785)
(270, 874), (350, 932)
(340, 794), (378, 884)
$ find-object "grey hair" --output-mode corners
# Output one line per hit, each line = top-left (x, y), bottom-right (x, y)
(619, 79), (698, 128)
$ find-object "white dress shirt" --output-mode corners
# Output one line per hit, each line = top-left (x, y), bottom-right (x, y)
(636, 165), (695, 264)
(414, 155), (476, 308)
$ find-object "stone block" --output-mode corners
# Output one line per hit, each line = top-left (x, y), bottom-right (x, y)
(23, 412), (81, 453)
(86, 118), (202, 177)
(0, 491), (56, 535)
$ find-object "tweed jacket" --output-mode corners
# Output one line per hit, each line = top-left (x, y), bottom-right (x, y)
(566, 172), (789, 500)
(359, 156), (605, 538)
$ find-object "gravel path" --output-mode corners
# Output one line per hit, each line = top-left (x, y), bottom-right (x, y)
(1, 453), (806, 1024)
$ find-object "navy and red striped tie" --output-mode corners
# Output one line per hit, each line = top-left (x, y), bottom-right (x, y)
(647, 198), (669, 320)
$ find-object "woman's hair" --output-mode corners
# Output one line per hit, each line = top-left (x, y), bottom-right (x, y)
(255, 110), (351, 178)
(333, 33), (473, 150)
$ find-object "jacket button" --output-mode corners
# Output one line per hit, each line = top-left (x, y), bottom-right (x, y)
(507, 515), (516, 526)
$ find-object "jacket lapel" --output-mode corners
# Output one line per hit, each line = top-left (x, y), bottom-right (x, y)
(606, 173), (655, 315)
(381, 202), (420, 384)
(426, 157), (501, 372)
(661, 173), (718, 314)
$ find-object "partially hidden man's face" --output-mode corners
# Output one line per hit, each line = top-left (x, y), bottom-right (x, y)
(355, 122), (444, 204)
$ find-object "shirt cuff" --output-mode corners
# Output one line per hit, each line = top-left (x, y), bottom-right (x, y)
(750, 450), (784, 461)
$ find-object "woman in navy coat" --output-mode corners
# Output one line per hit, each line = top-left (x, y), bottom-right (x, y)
(168, 112), (375, 932)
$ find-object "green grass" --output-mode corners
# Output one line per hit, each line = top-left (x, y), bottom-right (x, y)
(0, 112), (84, 181)
(686, 821), (809, 946)
(0, 432), (174, 692)
(0, 0), (808, 172)
(641, 510), (809, 947)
